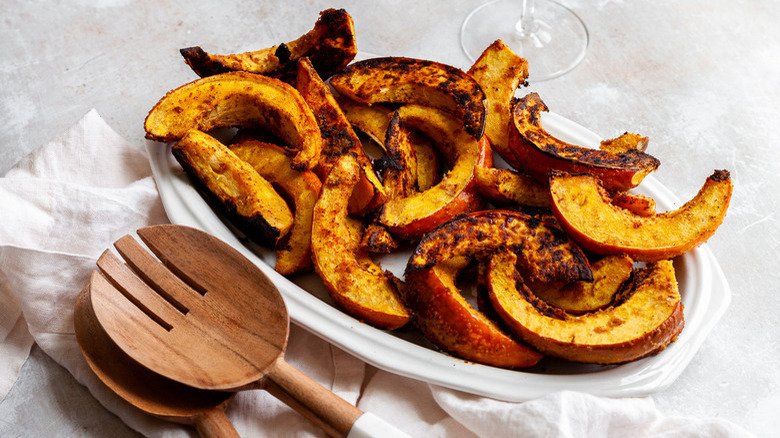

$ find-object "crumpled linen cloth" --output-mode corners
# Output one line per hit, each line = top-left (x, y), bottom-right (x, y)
(0, 110), (754, 437)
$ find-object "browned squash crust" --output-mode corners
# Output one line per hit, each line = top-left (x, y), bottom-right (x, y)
(508, 93), (660, 191)
(144, 71), (321, 171)
(180, 8), (357, 83)
(230, 140), (321, 275)
(330, 57), (487, 139)
(406, 210), (593, 285)
(359, 221), (399, 254)
(310, 154), (411, 330)
(376, 110), (419, 199)
(549, 170), (733, 262)
(172, 130), (293, 245)
(486, 250), (684, 364)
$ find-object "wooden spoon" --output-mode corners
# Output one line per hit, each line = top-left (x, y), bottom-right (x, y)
(87, 224), (409, 438)
(74, 283), (239, 437)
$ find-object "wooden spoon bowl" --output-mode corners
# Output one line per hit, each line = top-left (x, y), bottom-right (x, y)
(74, 283), (238, 437)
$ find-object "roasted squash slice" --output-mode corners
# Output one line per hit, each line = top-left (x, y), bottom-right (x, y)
(172, 129), (293, 245)
(339, 97), (441, 192)
(230, 140), (321, 275)
(311, 154), (411, 330)
(403, 209), (595, 367)
(296, 57), (386, 215)
(405, 209), (593, 284)
(486, 250), (684, 364)
(549, 170), (733, 262)
(467, 39), (528, 169)
(330, 57), (487, 139)
(404, 258), (543, 368)
(144, 71), (321, 171)
(180, 8), (357, 83)
(359, 221), (399, 254)
(473, 165), (549, 208)
(378, 105), (491, 239)
(508, 93), (660, 191)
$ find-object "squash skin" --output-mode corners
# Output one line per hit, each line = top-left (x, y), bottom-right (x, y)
(508, 93), (660, 191)
(549, 170), (733, 262)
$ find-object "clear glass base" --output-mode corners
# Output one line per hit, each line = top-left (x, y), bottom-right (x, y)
(461, 0), (589, 82)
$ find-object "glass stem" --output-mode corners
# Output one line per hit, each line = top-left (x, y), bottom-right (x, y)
(517, 0), (539, 36)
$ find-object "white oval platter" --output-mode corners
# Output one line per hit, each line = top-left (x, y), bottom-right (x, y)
(146, 109), (731, 402)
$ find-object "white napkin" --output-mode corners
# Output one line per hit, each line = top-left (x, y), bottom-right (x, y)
(0, 110), (754, 437)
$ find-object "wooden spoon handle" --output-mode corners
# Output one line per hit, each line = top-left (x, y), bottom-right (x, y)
(267, 359), (363, 438)
(194, 405), (240, 438)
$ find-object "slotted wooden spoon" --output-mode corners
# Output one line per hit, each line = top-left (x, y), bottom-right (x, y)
(74, 283), (239, 437)
(87, 224), (409, 438)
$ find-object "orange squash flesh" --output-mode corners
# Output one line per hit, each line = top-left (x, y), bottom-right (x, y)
(172, 130), (293, 245)
(230, 140), (321, 275)
(611, 192), (657, 217)
(144, 71), (321, 171)
(310, 154), (411, 330)
(549, 170), (733, 262)
(378, 105), (491, 239)
(487, 250), (684, 364)
(295, 57), (386, 215)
